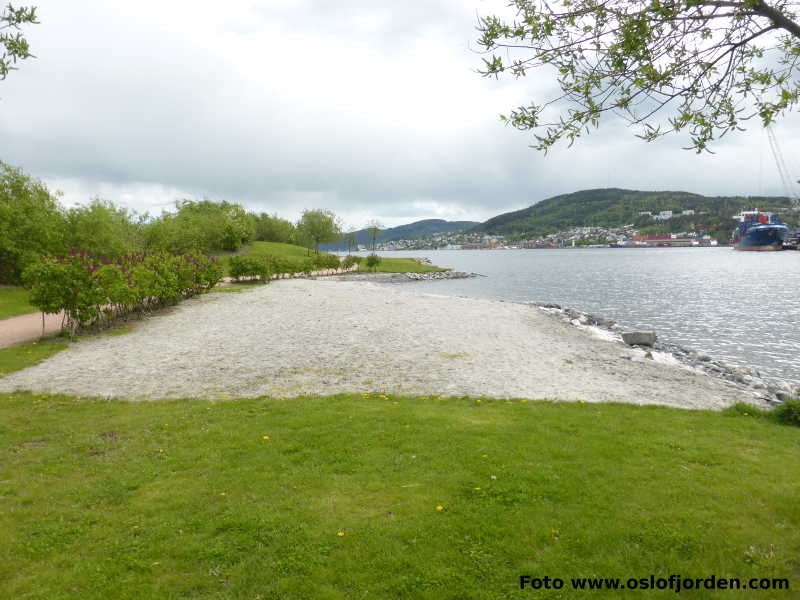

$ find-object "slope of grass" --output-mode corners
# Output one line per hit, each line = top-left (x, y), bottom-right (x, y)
(0, 286), (36, 320)
(370, 257), (446, 273)
(240, 241), (317, 262)
(0, 393), (797, 598)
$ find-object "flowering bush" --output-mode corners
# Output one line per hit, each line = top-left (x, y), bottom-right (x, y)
(22, 250), (222, 332)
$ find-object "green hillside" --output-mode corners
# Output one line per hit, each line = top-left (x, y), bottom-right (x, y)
(322, 219), (479, 250)
(472, 189), (799, 242)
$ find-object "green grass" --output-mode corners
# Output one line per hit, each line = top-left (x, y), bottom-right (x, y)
(216, 242), (329, 276)
(0, 339), (69, 376)
(370, 257), (447, 273)
(212, 282), (268, 293)
(0, 286), (36, 320)
(0, 393), (797, 598)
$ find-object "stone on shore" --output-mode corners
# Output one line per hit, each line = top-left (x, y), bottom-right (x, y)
(622, 331), (657, 347)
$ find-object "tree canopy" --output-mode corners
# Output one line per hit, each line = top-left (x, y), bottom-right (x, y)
(297, 209), (342, 254)
(478, 0), (800, 152)
(1, 4), (37, 82)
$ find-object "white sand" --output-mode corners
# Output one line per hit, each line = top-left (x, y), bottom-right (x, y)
(0, 279), (764, 409)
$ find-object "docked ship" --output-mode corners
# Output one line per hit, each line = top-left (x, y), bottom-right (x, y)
(731, 210), (789, 251)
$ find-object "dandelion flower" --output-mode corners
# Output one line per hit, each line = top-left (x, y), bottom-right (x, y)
(159, 448), (164, 453)
(132, 525), (140, 529)
(473, 487), (481, 491)
(262, 435), (270, 440)
(219, 492), (226, 497)
(521, 399), (529, 403)
(475, 399), (481, 404)
(435, 505), (444, 511)
(337, 531), (345, 537)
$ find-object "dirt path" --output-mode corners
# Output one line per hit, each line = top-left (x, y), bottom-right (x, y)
(0, 311), (64, 349)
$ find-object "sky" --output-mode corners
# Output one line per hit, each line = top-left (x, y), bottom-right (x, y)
(1, 0), (798, 229)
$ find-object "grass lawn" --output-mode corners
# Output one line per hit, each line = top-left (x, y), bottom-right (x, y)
(0, 392), (797, 598)
(0, 338), (69, 376)
(0, 286), (36, 320)
(215, 242), (331, 276)
(370, 257), (447, 273)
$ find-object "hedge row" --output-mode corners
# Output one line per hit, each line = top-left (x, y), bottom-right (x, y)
(22, 250), (222, 332)
(228, 253), (345, 282)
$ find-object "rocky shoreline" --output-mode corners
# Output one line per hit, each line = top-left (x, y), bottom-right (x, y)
(536, 303), (798, 405)
(328, 270), (481, 283)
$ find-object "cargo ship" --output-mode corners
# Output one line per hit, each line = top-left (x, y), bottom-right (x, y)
(731, 210), (789, 251)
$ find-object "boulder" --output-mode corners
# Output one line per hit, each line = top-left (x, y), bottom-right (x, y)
(621, 331), (657, 347)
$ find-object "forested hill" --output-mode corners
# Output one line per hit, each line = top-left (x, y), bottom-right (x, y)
(322, 219), (478, 250)
(471, 188), (798, 241)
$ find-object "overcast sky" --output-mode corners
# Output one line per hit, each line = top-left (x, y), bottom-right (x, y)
(1, 0), (797, 228)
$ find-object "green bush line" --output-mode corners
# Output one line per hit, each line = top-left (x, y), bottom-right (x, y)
(724, 400), (800, 428)
(229, 253), (344, 281)
(22, 251), (222, 333)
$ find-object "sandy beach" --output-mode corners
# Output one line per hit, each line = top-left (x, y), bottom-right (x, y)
(0, 278), (766, 408)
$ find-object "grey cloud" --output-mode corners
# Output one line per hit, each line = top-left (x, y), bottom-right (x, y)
(0, 0), (794, 228)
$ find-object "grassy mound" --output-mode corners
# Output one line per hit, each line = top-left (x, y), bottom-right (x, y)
(369, 257), (447, 274)
(0, 393), (797, 598)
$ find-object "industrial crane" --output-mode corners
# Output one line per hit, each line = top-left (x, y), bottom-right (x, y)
(767, 126), (800, 248)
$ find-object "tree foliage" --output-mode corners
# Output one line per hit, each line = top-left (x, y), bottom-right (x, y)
(1, 3), (37, 82)
(297, 209), (341, 254)
(364, 220), (383, 252)
(0, 161), (64, 283)
(478, 0), (800, 151)
(144, 199), (255, 254)
(254, 213), (296, 244)
(64, 199), (144, 258)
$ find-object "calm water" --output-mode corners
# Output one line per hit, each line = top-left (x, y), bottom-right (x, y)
(366, 248), (800, 386)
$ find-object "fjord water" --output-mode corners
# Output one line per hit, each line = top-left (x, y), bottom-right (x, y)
(375, 248), (800, 387)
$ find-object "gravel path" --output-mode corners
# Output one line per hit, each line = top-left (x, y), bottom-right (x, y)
(0, 279), (764, 408)
(0, 311), (64, 349)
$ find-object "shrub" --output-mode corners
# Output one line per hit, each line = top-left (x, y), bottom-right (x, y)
(313, 253), (340, 269)
(366, 254), (381, 272)
(229, 256), (270, 282)
(22, 251), (222, 333)
(264, 256), (294, 275)
(774, 398), (800, 427)
(341, 255), (360, 268)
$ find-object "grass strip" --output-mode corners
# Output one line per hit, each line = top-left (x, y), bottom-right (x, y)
(0, 339), (69, 376)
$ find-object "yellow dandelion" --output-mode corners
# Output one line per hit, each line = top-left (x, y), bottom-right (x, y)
(521, 399), (529, 403)
(579, 400), (586, 405)
(158, 448), (164, 453)
(337, 531), (345, 537)
(473, 487), (481, 491)
(262, 435), (270, 440)
(132, 525), (140, 529)
(475, 399), (481, 404)
(219, 492), (226, 497)
(436, 505), (445, 511)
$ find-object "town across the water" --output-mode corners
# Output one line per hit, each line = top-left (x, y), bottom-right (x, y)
(363, 223), (720, 251)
